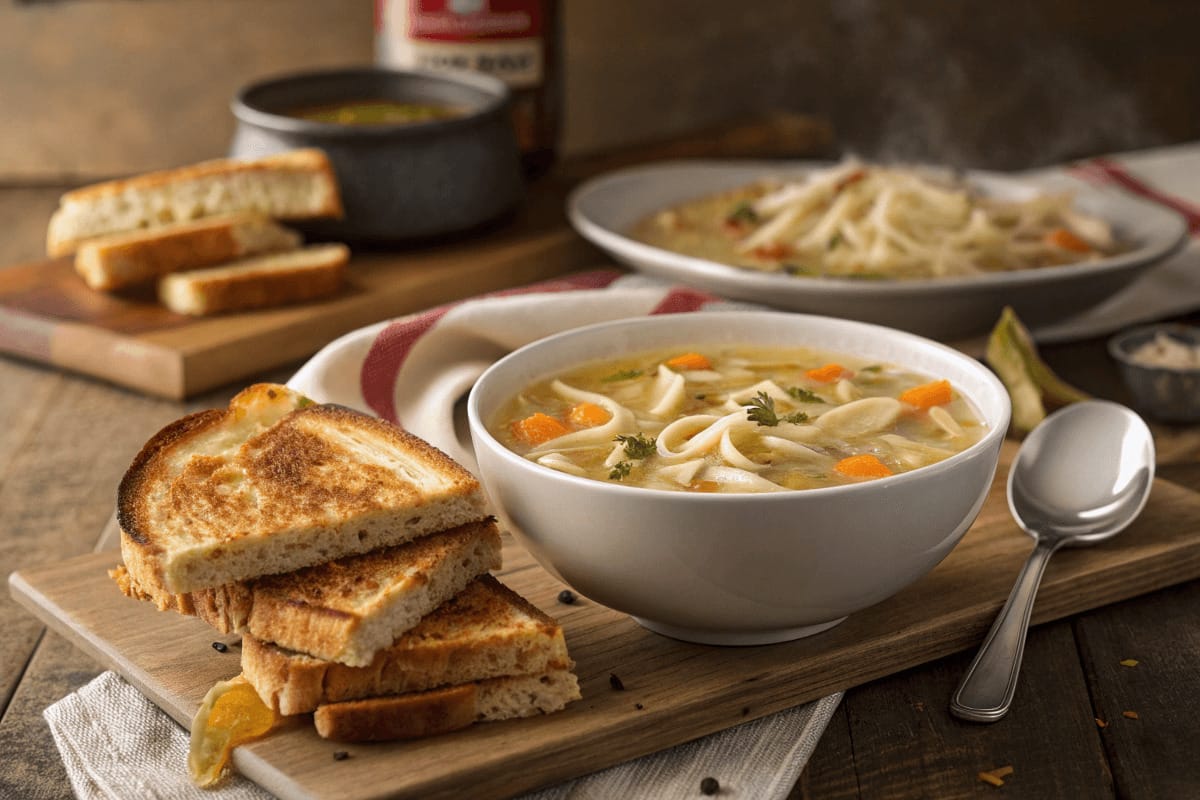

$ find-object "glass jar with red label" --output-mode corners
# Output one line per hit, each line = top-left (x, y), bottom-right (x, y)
(376, 0), (561, 177)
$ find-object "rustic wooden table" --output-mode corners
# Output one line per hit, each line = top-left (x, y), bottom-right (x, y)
(1, 175), (1198, 800)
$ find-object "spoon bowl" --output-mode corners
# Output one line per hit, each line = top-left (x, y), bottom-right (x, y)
(950, 400), (1155, 722)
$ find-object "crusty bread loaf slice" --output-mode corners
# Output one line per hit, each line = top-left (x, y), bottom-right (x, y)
(74, 213), (301, 291)
(243, 574), (573, 714)
(47, 148), (342, 256)
(113, 519), (502, 666)
(117, 383), (489, 595)
(157, 243), (348, 316)
(312, 668), (581, 742)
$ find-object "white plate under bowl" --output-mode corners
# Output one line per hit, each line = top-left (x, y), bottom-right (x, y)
(568, 160), (1189, 341)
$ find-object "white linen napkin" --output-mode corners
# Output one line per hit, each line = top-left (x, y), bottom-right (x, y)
(45, 671), (840, 800)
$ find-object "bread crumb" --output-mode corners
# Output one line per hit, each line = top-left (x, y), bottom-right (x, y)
(978, 772), (1005, 787)
(1123, 710), (1139, 719)
(1119, 659), (1139, 667)
(978, 766), (1013, 786)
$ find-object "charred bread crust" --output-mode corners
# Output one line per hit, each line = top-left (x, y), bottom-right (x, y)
(117, 408), (223, 548)
(313, 684), (479, 742)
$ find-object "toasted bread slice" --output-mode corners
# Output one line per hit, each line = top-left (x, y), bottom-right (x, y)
(113, 519), (502, 666)
(157, 243), (348, 316)
(117, 383), (488, 595)
(312, 668), (581, 742)
(73, 213), (302, 291)
(242, 574), (573, 714)
(47, 148), (342, 256)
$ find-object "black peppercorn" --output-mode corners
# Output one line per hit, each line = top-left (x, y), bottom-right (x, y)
(700, 776), (720, 795)
(635, 703), (644, 710)
(211, 641), (228, 653)
(333, 751), (350, 761)
(609, 673), (625, 691)
(557, 589), (576, 605)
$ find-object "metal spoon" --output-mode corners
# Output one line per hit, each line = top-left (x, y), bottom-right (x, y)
(950, 400), (1155, 723)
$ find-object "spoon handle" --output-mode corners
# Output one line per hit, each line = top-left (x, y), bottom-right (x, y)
(950, 537), (1063, 722)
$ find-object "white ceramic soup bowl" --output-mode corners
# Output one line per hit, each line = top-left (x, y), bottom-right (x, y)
(466, 311), (1011, 645)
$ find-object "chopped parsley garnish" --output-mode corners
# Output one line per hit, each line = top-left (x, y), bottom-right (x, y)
(827, 232), (844, 250)
(615, 433), (657, 459)
(782, 263), (812, 276)
(601, 368), (643, 383)
(786, 386), (824, 403)
(745, 391), (809, 427)
(608, 461), (632, 481)
(726, 201), (759, 225)
(860, 364), (883, 373)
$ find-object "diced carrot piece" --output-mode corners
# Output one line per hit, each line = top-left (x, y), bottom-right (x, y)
(1046, 227), (1092, 253)
(690, 480), (721, 493)
(665, 352), (712, 370)
(900, 379), (953, 410)
(511, 413), (570, 445)
(834, 454), (894, 479)
(751, 242), (792, 259)
(806, 363), (850, 383)
(568, 402), (610, 428)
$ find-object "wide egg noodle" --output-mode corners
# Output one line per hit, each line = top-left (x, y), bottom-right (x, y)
(655, 458), (706, 486)
(536, 452), (588, 477)
(814, 396), (902, 439)
(719, 428), (766, 472)
(648, 365), (687, 418)
(697, 465), (789, 493)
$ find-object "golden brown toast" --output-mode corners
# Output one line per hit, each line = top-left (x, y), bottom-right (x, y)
(157, 243), (348, 316)
(242, 574), (574, 715)
(312, 669), (581, 742)
(113, 519), (502, 666)
(73, 212), (302, 291)
(117, 383), (488, 595)
(47, 148), (343, 256)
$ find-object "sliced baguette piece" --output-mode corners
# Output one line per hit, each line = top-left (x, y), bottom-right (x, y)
(47, 148), (342, 256)
(74, 212), (301, 291)
(157, 243), (348, 316)
(113, 519), (503, 666)
(117, 383), (489, 595)
(312, 668), (581, 742)
(243, 574), (574, 714)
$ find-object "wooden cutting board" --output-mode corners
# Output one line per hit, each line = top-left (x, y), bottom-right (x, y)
(12, 444), (1200, 800)
(0, 195), (601, 400)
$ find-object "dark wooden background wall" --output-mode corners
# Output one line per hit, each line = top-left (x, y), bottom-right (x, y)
(1, 0), (1197, 180)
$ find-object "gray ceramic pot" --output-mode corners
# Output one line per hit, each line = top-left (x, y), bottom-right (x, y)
(231, 67), (523, 242)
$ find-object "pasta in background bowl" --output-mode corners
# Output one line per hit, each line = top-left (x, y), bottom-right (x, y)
(568, 161), (1188, 341)
(467, 311), (1011, 645)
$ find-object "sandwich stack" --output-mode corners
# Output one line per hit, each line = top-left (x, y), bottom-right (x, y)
(48, 149), (350, 316)
(110, 383), (579, 770)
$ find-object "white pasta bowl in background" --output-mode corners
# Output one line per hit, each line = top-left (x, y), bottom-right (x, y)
(467, 311), (1011, 645)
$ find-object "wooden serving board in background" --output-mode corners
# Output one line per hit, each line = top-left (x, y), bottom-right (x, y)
(10, 445), (1200, 800)
(0, 201), (600, 400)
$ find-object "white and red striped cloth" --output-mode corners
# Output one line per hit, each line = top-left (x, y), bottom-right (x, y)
(288, 270), (755, 470)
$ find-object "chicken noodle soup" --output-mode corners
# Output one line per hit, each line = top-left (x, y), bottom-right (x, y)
(489, 346), (987, 492)
(631, 159), (1120, 280)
